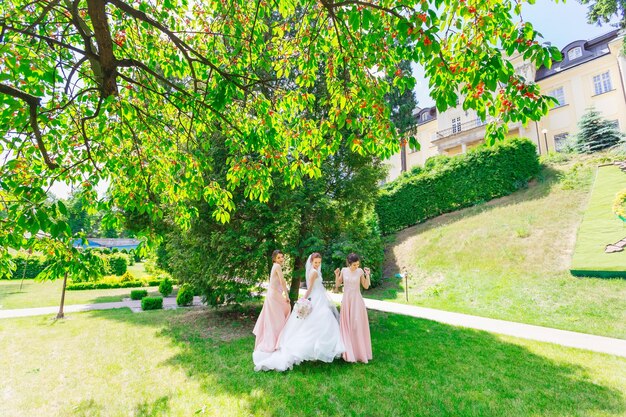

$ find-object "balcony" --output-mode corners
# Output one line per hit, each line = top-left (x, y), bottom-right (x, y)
(435, 118), (491, 141)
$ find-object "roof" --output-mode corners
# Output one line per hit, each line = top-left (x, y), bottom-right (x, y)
(73, 238), (141, 248)
(535, 29), (621, 81)
(417, 106), (437, 125)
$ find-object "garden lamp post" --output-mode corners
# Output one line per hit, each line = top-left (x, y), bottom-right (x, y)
(542, 128), (549, 154)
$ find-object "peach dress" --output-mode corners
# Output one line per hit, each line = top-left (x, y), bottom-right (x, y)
(253, 263), (290, 353)
(339, 267), (372, 363)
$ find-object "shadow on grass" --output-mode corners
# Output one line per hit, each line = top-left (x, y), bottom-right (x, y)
(91, 306), (625, 417)
(375, 166), (562, 298)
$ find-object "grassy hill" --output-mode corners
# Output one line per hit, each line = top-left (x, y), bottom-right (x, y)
(367, 152), (626, 339)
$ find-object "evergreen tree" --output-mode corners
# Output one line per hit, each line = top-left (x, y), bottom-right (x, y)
(386, 61), (419, 133)
(574, 107), (624, 153)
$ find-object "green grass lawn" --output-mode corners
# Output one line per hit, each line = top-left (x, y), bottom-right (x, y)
(1, 307), (625, 417)
(367, 156), (626, 339)
(571, 165), (626, 277)
(0, 262), (159, 309)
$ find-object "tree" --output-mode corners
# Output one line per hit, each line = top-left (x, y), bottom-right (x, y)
(65, 190), (97, 235)
(386, 60), (419, 134)
(158, 131), (386, 306)
(0, 0), (561, 278)
(574, 107), (625, 153)
(579, 0), (626, 29)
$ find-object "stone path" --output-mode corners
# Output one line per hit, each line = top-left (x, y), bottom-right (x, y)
(0, 296), (204, 319)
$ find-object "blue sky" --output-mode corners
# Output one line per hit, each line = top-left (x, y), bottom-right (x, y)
(413, 0), (620, 106)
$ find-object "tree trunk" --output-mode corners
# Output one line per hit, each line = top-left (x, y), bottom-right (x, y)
(288, 256), (305, 308)
(57, 271), (68, 319)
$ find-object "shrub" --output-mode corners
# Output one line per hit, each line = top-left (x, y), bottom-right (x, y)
(130, 249), (141, 263)
(376, 137), (541, 234)
(108, 254), (128, 276)
(176, 283), (194, 306)
(130, 289), (148, 300)
(120, 271), (135, 282)
(424, 154), (452, 171)
(66, 276), (170, 290)
(141, 296), (163, 310)
(9, 254), (50, 279)
(159, 278), (173, 297)
(614, 189), (626, 219)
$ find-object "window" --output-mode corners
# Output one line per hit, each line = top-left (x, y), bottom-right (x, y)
(593, 71), (612, 95)
(476, 118), (487, 127)
(421, 113), (429, 122)
(452, 117), (461, 134)
(554, 133), (570, 152)
(550, 87), (566, 107)
(567, 47), (582, 61)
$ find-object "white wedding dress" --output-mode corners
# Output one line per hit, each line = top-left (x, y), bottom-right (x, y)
(253, 257), (345, 371)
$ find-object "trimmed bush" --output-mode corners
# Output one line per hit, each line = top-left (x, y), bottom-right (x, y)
(120, 271), (135, 282)
(176, 283), (194, 306)
(66, 277), (170, 290)
(376, 137), (541, 234)
(159, 278), (173, 297)
(130, 289), (148, 300)
(108, 254), (128, 276)
(141, 296), (163, 310)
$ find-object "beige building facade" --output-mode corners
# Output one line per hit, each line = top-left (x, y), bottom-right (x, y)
(387, 29), (626, 182)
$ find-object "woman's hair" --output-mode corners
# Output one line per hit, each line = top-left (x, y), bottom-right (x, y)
(310, 252), (322, 260)
(271, 250), (283, 262)
(346, 253), (360, 265)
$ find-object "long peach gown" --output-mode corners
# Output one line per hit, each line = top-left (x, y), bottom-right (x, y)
(253, 263), (290, 352)
(340, 267), (372, 363)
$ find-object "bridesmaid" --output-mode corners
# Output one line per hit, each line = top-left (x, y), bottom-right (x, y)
(334, 253), (372, 363)
(253, 250), (290, 354)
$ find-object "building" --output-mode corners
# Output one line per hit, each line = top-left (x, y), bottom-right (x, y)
(387, 29), (626, 182)
(72, 238), (141, 251)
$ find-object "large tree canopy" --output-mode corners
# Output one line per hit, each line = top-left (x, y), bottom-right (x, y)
(0, 0), (561, 276)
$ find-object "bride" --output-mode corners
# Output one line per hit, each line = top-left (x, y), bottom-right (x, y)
(253, 252), (345, 371)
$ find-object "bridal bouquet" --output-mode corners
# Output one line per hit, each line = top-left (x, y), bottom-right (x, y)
(294, 298), (312, 319)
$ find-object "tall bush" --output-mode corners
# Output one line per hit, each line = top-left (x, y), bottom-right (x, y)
(376, 137), (540, 234)
(108, 253), (128, 276)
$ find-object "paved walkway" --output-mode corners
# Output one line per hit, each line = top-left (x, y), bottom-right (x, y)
(326, 293), (626, 358)
(0, 296), (205, 319)
(2, 293), (624, 358)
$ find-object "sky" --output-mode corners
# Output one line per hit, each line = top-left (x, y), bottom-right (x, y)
(47, 0), (620, 198)
(413, 0), (621, 107)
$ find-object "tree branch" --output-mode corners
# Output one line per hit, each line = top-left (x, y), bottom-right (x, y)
(0, 83), (59, 169)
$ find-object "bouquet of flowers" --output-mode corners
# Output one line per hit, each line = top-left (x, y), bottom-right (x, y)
(294, 298), (312, 319)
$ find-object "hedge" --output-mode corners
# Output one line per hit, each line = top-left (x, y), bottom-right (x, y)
(376, 138), (540, 234)
(7, 254), (50, 279)
(130, 289), (148, 300)
(141, 296), (163, 310)
(66, 277), (169, 290)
